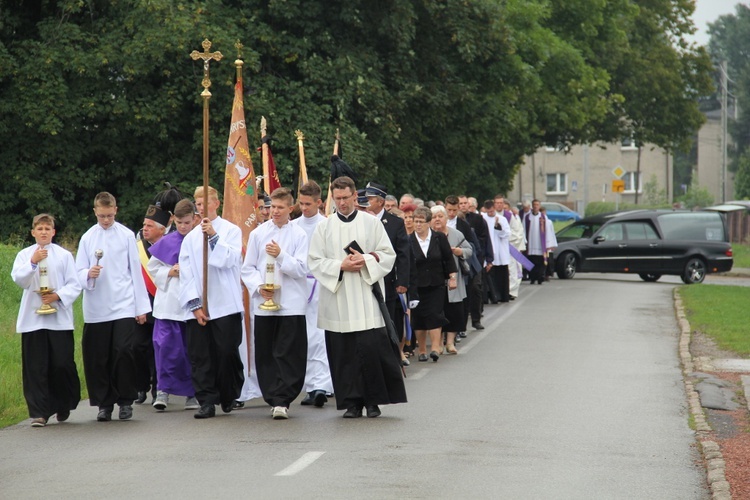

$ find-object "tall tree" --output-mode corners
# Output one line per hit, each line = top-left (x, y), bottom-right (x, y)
(708, 4), (750, 198)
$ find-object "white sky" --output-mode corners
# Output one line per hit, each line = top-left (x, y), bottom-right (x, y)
(688, 0), (744, 46)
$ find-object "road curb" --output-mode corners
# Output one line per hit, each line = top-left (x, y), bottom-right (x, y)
(674, 289), (731, 500)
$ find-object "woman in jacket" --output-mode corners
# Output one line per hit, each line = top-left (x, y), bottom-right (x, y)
(409, 207), (457, 362)
(431, 206), (472, 354)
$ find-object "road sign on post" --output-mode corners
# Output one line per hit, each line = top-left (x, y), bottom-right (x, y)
(612, 180), (625, 193)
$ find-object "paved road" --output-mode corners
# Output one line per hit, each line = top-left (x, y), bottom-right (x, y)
(0, 276), (708, 499)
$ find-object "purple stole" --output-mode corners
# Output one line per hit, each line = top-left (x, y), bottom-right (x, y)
(148, 230), (185, 266)
(524, 212), (547, 265)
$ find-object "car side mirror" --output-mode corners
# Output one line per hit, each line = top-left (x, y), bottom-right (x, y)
(594, 236), (605, 244)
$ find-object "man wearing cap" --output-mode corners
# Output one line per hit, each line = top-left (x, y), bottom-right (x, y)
(133, 204), (171, 405)
(366, 181), (410, 341)
(259, 194), (272, 224)
(356, 189), (370, 211)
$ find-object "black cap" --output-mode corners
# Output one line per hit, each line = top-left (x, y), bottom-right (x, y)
(365, 181), (387, 199)
(144, 205), (171, 227)
(263, 195), (272, 208)
(356, 189), (370, 208)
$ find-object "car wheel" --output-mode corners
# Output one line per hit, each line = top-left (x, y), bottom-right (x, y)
(638, 273), (662, 282)
(681, 258), (706, 284)
(556, 252), (576, 279)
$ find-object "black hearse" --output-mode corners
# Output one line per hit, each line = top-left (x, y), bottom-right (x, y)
(553, 210), (734, 284)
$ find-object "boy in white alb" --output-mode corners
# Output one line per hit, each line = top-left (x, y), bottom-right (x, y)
(179, 186), (245, 419)
(241, 187), (309, 419)
(76, 192), (151, 422)
(290, 181), (333, 407)
(147, 199), (200, 411)
(12, 214), (82, 427)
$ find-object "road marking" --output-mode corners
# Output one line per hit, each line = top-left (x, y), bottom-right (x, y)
(410, 368), (430, 380)
(274, 451), (326, 476)
(459, 287), (540, 355)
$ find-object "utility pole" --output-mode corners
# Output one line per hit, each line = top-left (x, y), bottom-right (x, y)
(721, 60), (728, 203)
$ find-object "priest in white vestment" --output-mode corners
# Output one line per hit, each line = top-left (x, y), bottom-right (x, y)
(308, 176), (407, 419)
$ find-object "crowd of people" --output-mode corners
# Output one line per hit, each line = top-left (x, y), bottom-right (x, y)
(11, 176), (558, 427)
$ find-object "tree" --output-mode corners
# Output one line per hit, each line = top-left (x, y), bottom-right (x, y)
(708, 4), (750, 198)
(0, 0), (717, 241)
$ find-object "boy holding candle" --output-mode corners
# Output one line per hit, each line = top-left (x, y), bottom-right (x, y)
(241, 187), (309, 420)
(12, 214), (82, 427)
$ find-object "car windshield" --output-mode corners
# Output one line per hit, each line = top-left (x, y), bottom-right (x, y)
(556, 221), (602, 241)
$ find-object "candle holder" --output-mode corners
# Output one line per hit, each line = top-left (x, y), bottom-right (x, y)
(258, 284), (281, 311)
(34, 287), (57, 315)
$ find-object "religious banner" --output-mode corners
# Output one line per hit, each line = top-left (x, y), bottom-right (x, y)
(223, 58), (259, 245)
(260, 117), (282, 196)
(222, 44), (259, 378)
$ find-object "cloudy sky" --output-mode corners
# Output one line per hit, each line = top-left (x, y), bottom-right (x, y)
(688, 0), (742, 46)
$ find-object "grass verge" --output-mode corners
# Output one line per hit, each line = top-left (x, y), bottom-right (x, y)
(0, 244), (86, 428)
(732, 244), (750, 269)
(680, 284), (750, 357)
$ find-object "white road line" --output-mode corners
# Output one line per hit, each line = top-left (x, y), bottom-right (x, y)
(409, 368), (430, 380)
(274, 451), (326, 476)
(459, 287), (540, 355)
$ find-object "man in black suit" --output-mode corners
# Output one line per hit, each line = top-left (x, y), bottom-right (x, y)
(459, 195), (491, 329)
(366, 182), (411, 329)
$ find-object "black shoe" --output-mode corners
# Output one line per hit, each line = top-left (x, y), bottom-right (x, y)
(430, 351), (439, 362)
(232, 400), (244, 410)
(418, 354), (428, 362)
(472, 321), (485, 330)
(300, 393), (315, 406)
(313, 390), (328, 408)
(195, 404), (215, 419)
(118, 405), (133, 420)
(134, 391), (147, 405)
(220, 402), (233, 414)
(366, 405), (381, 418)
(458, 331), (468, 338)
(343, 406), (363, 418)
(96, 407), (112, 422)
(56, 409), (70, 422)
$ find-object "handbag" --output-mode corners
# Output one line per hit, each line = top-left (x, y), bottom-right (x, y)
(456, 237), (471, 275)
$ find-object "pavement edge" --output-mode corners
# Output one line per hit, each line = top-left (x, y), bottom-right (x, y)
(674, 288), (732, 500)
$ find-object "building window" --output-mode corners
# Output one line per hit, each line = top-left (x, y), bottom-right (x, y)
(546, 173), (567, 194)
(623, 172), (641, 193)
(621, 136), (638, 150)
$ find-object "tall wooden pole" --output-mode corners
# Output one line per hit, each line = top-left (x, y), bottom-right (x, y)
(324, 129), (340, 215)
(190, 39), (222, 314)
(261, 116), (269, 196)
(295, 130), (307, 199)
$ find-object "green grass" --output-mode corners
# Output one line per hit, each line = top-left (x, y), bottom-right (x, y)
(732, 244), (750, 268)
(680, 284), (750, 357)
(0, 244), (86, 428)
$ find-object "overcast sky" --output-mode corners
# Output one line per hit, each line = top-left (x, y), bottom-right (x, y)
(688, 0), (743, 46)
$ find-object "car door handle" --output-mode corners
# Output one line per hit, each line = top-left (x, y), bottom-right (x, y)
(618, 244), (627, 248)
(649, 243), (659, 247)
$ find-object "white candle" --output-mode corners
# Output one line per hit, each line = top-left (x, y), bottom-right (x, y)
(39, 256), (49, 289)
(265, 255), (276, 285)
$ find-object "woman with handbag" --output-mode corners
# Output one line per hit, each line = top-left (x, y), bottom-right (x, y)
(409, 207), (457, 362)
(430, 206), (472, 354)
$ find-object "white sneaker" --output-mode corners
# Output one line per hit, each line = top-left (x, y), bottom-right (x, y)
(152, 391), (169, 411)
(272, 406), (289, 420)
(184, 397), (200, 410)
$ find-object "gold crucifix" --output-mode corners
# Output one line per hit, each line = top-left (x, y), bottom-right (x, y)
(190, 39), (223, 97)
